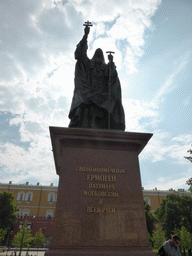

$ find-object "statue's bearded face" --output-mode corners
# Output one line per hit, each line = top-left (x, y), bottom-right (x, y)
(93, 48), (104, 64)
(95, 48), (103, 58)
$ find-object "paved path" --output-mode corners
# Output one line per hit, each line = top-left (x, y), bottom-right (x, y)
(0, 250), (47, 256)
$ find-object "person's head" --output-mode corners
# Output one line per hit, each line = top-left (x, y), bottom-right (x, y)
(92, 48), (105, 64)
(171, 234), (180, 247)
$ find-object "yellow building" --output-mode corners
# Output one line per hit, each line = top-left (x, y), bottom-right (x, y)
(0, 182), (191, 217)
(0, 181), (57, 218)
(142, 187), (191, 213)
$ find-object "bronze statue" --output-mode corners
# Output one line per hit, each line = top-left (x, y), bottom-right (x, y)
(68, 21), (125, 131)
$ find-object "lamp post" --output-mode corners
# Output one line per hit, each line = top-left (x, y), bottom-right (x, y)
(5, 225), (13, 250)
(18, 222), (23, 256)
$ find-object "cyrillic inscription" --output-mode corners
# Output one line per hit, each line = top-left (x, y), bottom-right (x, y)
(84, 190), (118, 197)
(76, 166), (126, 174)
(88, 183), (115, 189)
(76, 166), (124, 214)
(87, 207), (116, 213)
(87, 175), (116, 182)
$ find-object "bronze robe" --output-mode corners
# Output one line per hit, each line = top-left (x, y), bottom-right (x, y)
(68, 36), (125, 131)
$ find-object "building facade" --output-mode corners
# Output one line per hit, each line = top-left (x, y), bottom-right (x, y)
(142, 187), (190, 212)
(0, 181), (57, 218)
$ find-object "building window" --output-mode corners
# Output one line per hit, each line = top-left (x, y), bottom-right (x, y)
(16, 209), (21, 217)
(17, 192), (25, 201)
(144, 197), (151, 206)
(46, 210), (53, 218)
(22, 209), (30, 217)
(48, 193), (55, 203)
(25, 192), (33, 202)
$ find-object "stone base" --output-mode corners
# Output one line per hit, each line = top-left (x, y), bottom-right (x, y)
(46, 246), (156, 256)
(45, 127), (155, 256)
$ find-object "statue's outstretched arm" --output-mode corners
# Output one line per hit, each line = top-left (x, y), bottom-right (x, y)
(75, 27), (90, 64)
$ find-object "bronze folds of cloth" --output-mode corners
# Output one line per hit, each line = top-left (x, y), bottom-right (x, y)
(68, 21), (125, 131)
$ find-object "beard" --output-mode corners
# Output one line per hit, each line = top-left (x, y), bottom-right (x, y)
(94, 57), (103, 64)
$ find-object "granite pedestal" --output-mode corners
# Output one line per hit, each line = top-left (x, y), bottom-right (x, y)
(45, 127), (155, 256)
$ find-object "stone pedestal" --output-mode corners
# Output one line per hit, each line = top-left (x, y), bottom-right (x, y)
(45, 127), (155, 256)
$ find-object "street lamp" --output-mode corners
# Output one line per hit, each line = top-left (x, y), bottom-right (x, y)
(5, 225), (13, 250)
(27, 223), (31, 230)
(19, 222), (23, 230)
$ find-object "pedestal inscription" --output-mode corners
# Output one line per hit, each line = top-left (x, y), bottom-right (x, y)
(45, 127), (156, 256)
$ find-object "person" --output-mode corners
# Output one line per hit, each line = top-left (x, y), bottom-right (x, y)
(68, 25), (125, 131)
(163, 234), (181, 256)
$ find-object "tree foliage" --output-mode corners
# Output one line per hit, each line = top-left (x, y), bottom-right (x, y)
(155, 194), (192, 237)
(33, 228), (45, 247)
(180, 226), (192, 252)
(184, 147), (192, 163)
(12, 223), (32, 249)
(184, 147), (192, 192)
(0, 228), (8, 243)
(0, 191), (19, 237)
(144, 200), (158, 236)
(151, 224), (166, 249)
(186, 178), (192, 193)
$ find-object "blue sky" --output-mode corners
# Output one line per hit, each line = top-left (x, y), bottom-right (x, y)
(0, 0), (192, 190)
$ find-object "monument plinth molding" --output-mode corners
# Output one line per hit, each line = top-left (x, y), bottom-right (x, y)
(45, 127), (155, 256)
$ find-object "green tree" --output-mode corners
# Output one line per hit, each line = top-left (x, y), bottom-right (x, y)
(155, 194), (192, 237)
(0, 191), (19, 243)
(144, 200), (158, 236)
(180, 226), (192, 254)
(0, 228), (7, 243)
(186, 178), (192, 193)
(184, 147), (192, 192)
(33, 228), (45, 255)
(12, 223), (32, 253)
(184, 147), (192, 163)
(151, 224), (166, 249)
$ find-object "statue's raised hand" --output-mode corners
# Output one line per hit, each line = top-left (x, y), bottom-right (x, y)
(84, 26), (90, 36)
(108, 54), (113, 62)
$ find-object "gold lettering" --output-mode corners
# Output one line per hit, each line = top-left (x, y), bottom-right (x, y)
(87, 175), (116, 182)
(87, 207), (93, 212)
(109, 208), (116, 213)
(99, 199), (104, 204)
(101, 207), (116, 213)
(84, 191), (118, 197)
(87, 207), (101, 213)
(87, 207), (116, 213)
(94, 207), (100, 213)
(88, 183), (115, 189)
(84, 191), (88, 196)
(77, 167), (126, 173)
(81, 167), (86, 172)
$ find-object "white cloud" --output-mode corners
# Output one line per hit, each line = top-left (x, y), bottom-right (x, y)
(0, 0), (82, 82)
(154, 51), (191, 102)
(141, 132), (192, 165)
(124, 98), (160, 132)
(0, 140), (58, 185)
(145, 169), (192, 191)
